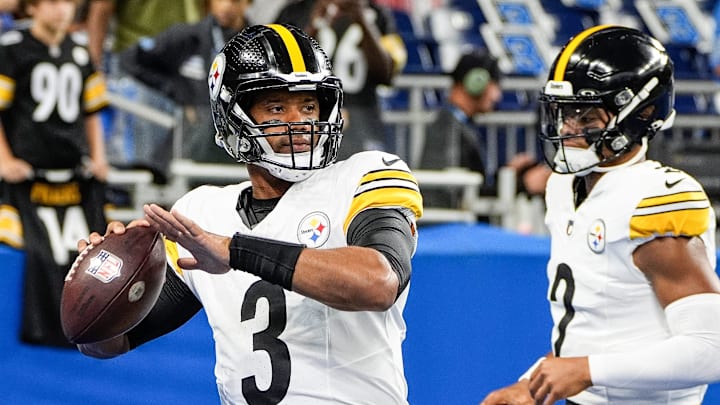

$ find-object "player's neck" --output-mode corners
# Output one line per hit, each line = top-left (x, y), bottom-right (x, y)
(30, 22), (67, 47)
(247, 164), (292, 199)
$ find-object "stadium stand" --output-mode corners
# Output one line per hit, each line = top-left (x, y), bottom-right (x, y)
(90, 0), (720, 235)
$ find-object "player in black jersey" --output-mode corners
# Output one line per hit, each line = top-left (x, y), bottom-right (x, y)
(0, 0), (109, 347)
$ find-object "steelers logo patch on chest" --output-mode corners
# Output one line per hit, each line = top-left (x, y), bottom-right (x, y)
(587, 219), (606, 254)
(297, 212), (331, 248)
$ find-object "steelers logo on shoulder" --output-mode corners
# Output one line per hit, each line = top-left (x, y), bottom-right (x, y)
(297, 212), (331, 248)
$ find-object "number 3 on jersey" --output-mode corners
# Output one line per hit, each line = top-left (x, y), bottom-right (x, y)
(31, 62), (82, 123)
(241, 281), (291, 405)
(550, 263), (576, 356)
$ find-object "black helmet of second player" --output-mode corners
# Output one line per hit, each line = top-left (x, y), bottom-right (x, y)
(538, 25), (675, 175)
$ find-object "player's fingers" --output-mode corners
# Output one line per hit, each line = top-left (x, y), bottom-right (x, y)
(177, 257), (199, 269)
(87, 231), (105, 245)
(77, 238), (90, 251)
(127, 218), (150, 228)
(543, 392), (560, 405)
(528, 377), (548, 405)
(144, 204), (186, 235)
(105, 220), (126, 236)
(532, 384), (550, 405)
(171, 208), (202, 237)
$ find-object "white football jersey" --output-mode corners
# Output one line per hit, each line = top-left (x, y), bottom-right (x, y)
(164, 151), (422, 405)
(544, 159), (716, 404)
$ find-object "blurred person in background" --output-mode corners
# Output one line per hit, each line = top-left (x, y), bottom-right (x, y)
(276, 0), (407, 159)
(0, 0), (109, 347)
(417, 49), (550, 210)
(119, 0), (252, 163)
(85, 0), (204, 177)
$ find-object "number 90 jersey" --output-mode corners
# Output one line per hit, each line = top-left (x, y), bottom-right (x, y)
(165, 151), (423, 405)
(0, 29), (108, 169)
(544, 160), (716, 404)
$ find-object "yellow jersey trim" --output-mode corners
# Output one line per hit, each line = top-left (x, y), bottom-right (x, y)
(164, 237), (182, 275)
(630, 191), (710, 239)
(84, 72), (109, 113)
(0, 74), (15, 110)
(0, 204), (23, 248)
(344, 169), (423, 232)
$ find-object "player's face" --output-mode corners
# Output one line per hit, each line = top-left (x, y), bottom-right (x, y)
(558, 105), (612, 148)
(248, 89), (322, 154)
(28, 0), (77, 34)
(210, 0), (250, 31)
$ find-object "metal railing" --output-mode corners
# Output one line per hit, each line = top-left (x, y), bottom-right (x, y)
(103, 74), (720, 231)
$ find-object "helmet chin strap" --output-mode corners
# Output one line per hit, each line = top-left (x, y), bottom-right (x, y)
(593, 137), (648, 173)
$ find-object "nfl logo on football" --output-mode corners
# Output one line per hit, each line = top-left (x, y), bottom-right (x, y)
(86, 250), (124, 283)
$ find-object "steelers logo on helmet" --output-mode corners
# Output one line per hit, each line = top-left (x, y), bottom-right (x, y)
(538, 25), (675, 176)
(208, 53), (226, 100)
(207, 24), (344, 183)
(297, 212), (331, 248)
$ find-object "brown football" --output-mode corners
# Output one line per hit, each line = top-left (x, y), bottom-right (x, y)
(61, 226), (166, 344)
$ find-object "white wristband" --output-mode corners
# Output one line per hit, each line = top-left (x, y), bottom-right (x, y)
(518, 356), (546, 381)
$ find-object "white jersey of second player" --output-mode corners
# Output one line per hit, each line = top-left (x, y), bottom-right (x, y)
(544, 159), (715, 405)
(164, 151), (422, 405)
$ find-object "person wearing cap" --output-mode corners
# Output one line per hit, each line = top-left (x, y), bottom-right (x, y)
(417, 49), (549, 210)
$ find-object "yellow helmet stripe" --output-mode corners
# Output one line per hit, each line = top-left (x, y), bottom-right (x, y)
(553, 24), (616, 81)
(266, 24), (307, 72)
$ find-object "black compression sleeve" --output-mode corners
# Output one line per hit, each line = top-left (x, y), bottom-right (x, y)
(346, 208), (416, 298)
(126, 266), (202, 350)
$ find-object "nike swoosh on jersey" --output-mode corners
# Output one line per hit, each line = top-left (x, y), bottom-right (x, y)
(382, 157), (401, 166)
(665, 178), (684, 188)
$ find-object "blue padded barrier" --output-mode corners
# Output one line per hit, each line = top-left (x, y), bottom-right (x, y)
(2, 224), (720, 404)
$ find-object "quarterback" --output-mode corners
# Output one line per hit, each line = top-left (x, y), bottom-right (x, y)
(77, 24), (422, 405)
(482, 25), (720, 405)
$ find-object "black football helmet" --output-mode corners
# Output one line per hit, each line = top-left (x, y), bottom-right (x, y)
(538, 25), (675, 175)
(208, 24), (343, 181)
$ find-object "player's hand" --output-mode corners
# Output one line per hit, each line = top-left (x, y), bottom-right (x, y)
(143, 203), (231, 274)
(528, 356), (591, 405)
(333, 0), (368, 21)
(480, 379), (533, 405)
(87, 157), (110, 182)
(77, 219), (150, 251)
(0, 157), (32, 183)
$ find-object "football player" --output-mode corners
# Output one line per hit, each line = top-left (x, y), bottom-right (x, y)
(0, 0), (109, 347)
(481, 25), (720, 405)
(78, 24), (422, 405)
